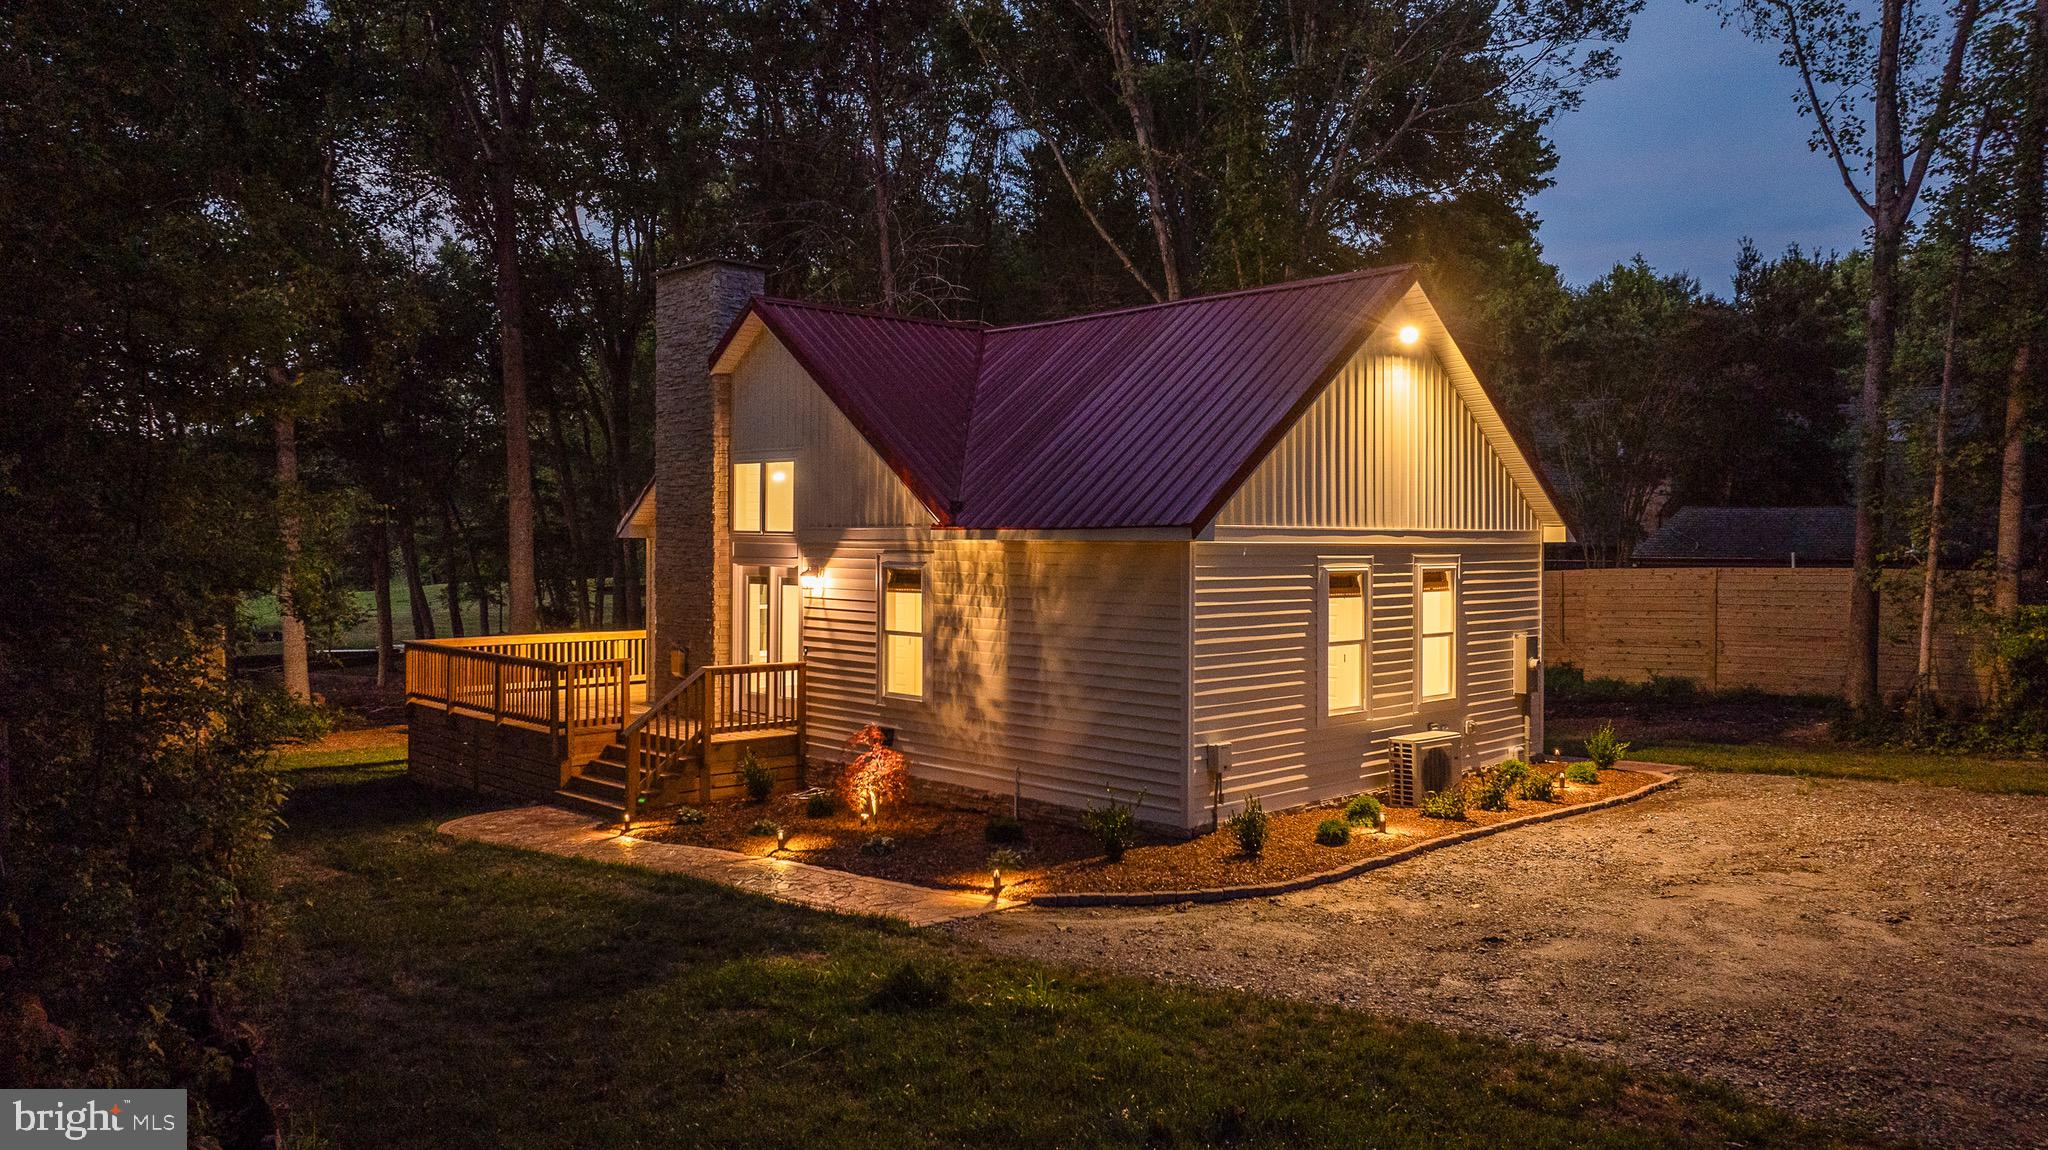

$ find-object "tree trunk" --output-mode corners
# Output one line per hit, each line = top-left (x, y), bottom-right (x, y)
(1104, 0), (1182, 299)
(1917, 118), (1990, 696)
(1995, 0), (2047, 616)
(543, 402), (591, 628)
(274, 412), (310, 702)
(1914, 246), (1964, 694)
(860, 19), (896, 306)
(493, 166), (538, 633)
(1846, 233), (1894, 713)
(369, 519), (394, 689)
(396, 507), (436, 640)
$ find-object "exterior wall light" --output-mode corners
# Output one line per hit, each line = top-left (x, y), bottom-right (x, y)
(799, 569), (824, 595)
(1397, 324), (1420, 345)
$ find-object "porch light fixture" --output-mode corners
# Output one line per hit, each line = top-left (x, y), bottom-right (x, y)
(1397, 324), (1420, 345)
(799, 569), (824, 595)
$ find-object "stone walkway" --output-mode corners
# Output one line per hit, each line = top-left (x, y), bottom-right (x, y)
(439, 805), (1016, 927)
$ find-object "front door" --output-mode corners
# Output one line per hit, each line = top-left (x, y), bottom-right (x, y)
(739, 567), (801, 665)
(738, 567), (802, 715)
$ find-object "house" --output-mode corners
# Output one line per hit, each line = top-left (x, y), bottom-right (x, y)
(1632, 506), (1856, 567)
(405, 259), (1570, 833)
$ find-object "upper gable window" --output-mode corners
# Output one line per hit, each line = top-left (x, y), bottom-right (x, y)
(732, 461), (794, 533)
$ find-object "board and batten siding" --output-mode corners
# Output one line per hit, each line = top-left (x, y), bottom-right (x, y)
(1216, 348), (1537, 533)
(1195, 341), (1547, 821)
(774, 534), (1191, 826)
(729, 332), (930, 529)
(1191, 540), (1542, 821)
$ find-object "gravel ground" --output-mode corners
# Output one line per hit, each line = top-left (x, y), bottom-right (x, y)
(954, 772), (2048, 1148)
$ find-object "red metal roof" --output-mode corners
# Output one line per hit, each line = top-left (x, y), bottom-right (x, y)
(736, 267), (1417, 531)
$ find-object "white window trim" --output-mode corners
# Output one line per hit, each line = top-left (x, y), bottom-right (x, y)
(1319, 563), (1371, 720)
(878, 559), (927, 702)
(1414, 559), (1461, 704)
(731, 456), (795, 535)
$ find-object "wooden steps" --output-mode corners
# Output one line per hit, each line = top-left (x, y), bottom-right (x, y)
(550, 728), (802, 820)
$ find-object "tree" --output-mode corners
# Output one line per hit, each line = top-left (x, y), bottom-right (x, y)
(1527, 260), (1716, 564)
(393, 4), (553, 633)
(959, 0), (1638, 301)
(1915, 109), (1993, 699)
(1994, 0), (2046, 615)
(0, 1), (331, 1132)
(1716, 0), (1988, 711)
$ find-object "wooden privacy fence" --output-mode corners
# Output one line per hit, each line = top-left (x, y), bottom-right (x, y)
(404, 630), (648, 739)
(1543, 568), (1985, 703)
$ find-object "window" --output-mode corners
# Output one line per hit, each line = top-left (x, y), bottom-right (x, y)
(1325, 570), (1367, 715)
(731, 460), (794, 533)
(1418, 566), (1456, 700)
(882, 565), (924, 698)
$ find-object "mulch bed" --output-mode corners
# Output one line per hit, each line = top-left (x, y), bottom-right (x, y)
(635, 767), (1657, 899)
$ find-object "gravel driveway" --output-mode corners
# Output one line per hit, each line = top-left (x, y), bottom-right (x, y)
(955, 772), (2048, 1148)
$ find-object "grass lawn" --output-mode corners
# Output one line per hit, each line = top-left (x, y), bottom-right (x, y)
(1622, 740), (2048, 795)
(274, 742), (409, 772)
(241, 763), (1871, 1150)
(243, 579), (493, 653)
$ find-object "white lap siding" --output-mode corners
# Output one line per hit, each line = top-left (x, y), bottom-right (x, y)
(1191, 535), (1542, 822)
(790, 533), (1191, 827)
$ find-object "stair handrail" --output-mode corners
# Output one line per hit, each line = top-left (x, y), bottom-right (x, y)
(620, 667), (707, 826)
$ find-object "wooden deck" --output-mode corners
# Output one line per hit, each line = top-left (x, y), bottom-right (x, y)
(403, 630), (807, 822)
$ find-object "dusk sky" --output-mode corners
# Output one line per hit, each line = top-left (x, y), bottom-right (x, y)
(1529, 0), (1874, 293)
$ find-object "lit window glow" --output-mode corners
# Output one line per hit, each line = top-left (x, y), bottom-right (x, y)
(1419, 567), (1456, 699)
(1326, 571), (1367, 715)
(731, 460), (794, 532)
(883, 566), (924, 698)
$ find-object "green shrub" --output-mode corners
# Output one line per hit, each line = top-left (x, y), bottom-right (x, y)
(740, 750), (775, 803)
(1516, 772), (1556, 802)
(672, 805), (707, 825)
(1419, 786), (1467, 820)
(986, 847), (1023, 888)
(868, 961), (953, 1009)
(1546, 663), (1700, 703)
(1491, 758), (1530, 788)
(984, 814), (1026, 843)
(1584, 722), (1631, 768)
(859, 834), (896, 856)
(1314, 818), (1351, 846)
(1082, 791), (1141, 862)
(1229, 796), (1270, 857)
(748, 818), (780, 837)
(1344, 793), (1384, 828)
(1474, 775), (1512, 812)
(1565, 761), (1599, 784)
(804, 791), (837, 818)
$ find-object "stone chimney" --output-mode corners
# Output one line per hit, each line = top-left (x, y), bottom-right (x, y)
(653, 258), (767, 690)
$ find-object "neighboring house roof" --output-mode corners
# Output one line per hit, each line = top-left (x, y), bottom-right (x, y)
(1634, 507), (1856, 565)
(710, 265), (1567, 535)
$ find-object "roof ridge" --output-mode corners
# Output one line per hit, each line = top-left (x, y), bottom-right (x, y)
(985, 264), (1417, 334)
(756, 296), (989, 331)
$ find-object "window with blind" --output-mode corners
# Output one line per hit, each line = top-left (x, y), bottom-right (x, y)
(1325, 570), (1367, 715)
(882, 565), (924, 698)
(1418, 566), (1457, 700)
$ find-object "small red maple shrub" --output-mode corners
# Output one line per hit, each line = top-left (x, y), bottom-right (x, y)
(838, 723), (909, 816)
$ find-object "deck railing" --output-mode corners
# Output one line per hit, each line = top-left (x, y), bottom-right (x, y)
(404, 630), (646, 739)
(620, 661), (805, 822)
